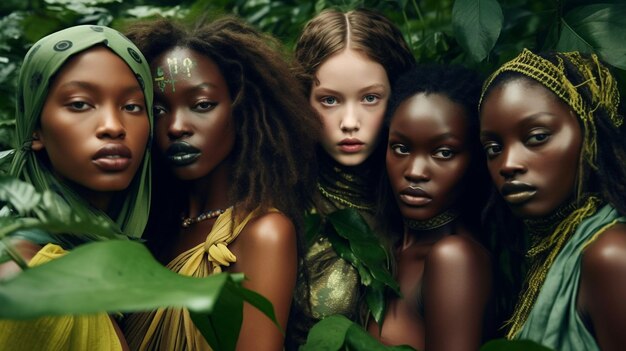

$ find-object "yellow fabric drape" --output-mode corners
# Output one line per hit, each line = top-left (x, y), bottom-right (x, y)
(125, 207), (274, 351)
(0, 244), (122, 351)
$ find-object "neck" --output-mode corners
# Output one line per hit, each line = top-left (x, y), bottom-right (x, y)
(317, 151), (377, 212)
(402, 208), (459, 248)
(185, 159), (232, 218)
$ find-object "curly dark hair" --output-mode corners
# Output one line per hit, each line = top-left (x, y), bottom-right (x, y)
(125, 16), (321, 258)
(378, 64), (489, 241)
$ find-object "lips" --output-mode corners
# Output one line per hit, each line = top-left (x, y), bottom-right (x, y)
(92, 144), (132, 172)
(338, 138), (364, 153)
(398, 186), (432, 206)
(500, 180), (537, 205)
(165, 141), (201, 166)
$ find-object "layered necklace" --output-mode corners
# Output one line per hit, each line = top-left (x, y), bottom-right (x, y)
(317, 153), (377, 212)
(404, 208), (459, 231)
(506, 194), (601, 338)
(181, 208), (227, 228)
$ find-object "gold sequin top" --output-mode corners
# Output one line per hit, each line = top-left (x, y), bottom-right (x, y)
(286, 154), (379, 349)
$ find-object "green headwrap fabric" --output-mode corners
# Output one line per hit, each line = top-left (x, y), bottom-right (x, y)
(8, 25), (153, 240)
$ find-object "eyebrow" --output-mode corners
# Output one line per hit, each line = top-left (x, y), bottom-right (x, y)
(313, 83), (387, 96)
(390, 130), (461, 143)
(58, 81), (143, 95)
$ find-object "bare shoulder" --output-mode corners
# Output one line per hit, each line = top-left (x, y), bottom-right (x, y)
(427, 234), (491, 270)
(239, 211), (296, 249)
(579, 222), (626, 349)
(582, 222), (626, 279)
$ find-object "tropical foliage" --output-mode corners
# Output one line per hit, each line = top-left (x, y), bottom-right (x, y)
(0, 0), (624, 350)
(0, 175), (277, 350)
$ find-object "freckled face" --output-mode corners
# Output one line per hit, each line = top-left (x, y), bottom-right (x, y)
(310, 49), (390, 166)
(480, 79), (583, 218)
(152, 47), (235, 181)
(36, 46), (149, 196)
(386, 93), (471, 221)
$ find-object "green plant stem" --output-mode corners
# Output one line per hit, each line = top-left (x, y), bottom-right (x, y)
(0, 236), (29, 270)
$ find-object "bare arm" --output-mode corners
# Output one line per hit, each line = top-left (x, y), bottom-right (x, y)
(423, 235), (492, 351)
(0, 238), (41, 279)
(230, 212), (298, 351)
(579, 223), (626, 351)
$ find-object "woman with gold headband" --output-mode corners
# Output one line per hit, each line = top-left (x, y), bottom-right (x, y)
(480, 49), (626, 350)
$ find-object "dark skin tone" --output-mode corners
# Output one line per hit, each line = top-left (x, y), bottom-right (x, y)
(368, 93), (491, 350)
(0, 47), (152, 351)
(481, 78), (626, 350)
(152, 47), (297, 351)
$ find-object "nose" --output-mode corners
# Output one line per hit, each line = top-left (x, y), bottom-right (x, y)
(340, 103), (359, 133)
(405, 155), (430, 183)
(167, 109), (192, 141)
(96, 105), (125, 140)
(498, 145), (526, 179)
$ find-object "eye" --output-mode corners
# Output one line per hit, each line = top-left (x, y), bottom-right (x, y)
(526, 132), (550, 146)
(483, 142), (502, 158)
(362, 94), (379, 104)
(153, 105), (167, 117)
(67, 101), (91, 111)
(433, 147), (456, 160)
(320, 96), (338, 106)
(123, 103), (143, 113)
(390, 143), (409, 155)
(194, 101), (217, 112)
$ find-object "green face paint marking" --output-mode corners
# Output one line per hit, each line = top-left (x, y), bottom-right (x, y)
(153, 57), (196, 93)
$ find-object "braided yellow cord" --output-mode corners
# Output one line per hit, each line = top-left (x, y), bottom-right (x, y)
(505, 196), (601, 339)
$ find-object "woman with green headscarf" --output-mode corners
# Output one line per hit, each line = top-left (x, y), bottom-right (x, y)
(0, 25), (153, 350)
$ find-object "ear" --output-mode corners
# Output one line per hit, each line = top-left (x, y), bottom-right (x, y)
(31, 131), (44, 151)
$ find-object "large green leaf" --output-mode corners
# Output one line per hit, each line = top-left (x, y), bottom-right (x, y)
(557, 4), (626, 69)
(301, 315), (417, 351)
(0, 240), (250, 318)
(300, 314), (353, 351)
(0, 240), (278, 350)
(480, 339), (553, 351)
(0, 175), (40, 215)
(452, 0), (503, 62)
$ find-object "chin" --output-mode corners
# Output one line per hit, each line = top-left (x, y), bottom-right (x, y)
(333, 153), (371, 167)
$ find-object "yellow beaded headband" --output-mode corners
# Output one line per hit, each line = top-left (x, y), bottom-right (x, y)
(480, 49), (623, 171)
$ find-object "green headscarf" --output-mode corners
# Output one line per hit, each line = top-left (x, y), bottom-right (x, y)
(8, 25), (153, 241)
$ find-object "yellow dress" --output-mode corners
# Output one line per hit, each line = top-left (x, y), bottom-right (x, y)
(124, 207), (272, 351)
(0, 244), (122, 351)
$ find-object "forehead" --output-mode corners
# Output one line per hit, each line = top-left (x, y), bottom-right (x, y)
(152, 47), (228, 94)
(481, 79), (569, 124)
(51, 46), (134, 84)
(314, 49), (389, 89)
(391, 93), (468, 134)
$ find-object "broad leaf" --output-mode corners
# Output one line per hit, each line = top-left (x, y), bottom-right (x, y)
(300, 314), (353, 351)
(190, 281), (243, 351)
(0, 240), (259, 318)
(0, 240), (278, 350)
(301, 315), (417, 351)
(0, 175), (40, 215)
(33, 190), (123, 240)
(452, 0), (503, 62)
(480, 338), (553, 351)
(346, 321), (415, 351)
(557, 4), (626, 70)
